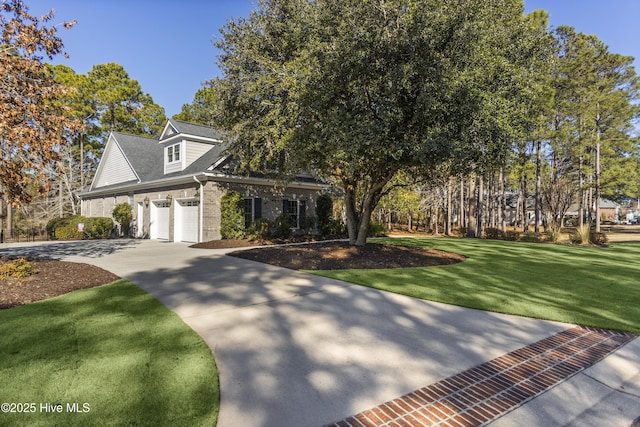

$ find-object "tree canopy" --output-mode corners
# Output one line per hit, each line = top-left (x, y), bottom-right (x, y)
(205, 0), (549, 245)
(0, 0), (82, 205)
(52, 62), (167, 157)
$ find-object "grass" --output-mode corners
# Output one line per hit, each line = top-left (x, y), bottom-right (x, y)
(310, 237), (640, 333)
(0, 279), (218, 427)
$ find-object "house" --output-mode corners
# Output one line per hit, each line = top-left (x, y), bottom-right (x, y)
(565, 198), (621, 222)
(80, 119), (327, 243)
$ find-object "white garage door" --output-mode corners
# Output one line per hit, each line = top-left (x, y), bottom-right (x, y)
(150, 201), (170, 240)
(175, 200), (199, 243)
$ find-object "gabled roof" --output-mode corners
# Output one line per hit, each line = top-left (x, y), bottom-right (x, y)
(159, 119), (225, 142)
(162, 141), (230, 179)
(87, 121), (230, 193)
(111, 132), (163, 182)
(83, 119), (326, 196)
(90, 132), (159, 190)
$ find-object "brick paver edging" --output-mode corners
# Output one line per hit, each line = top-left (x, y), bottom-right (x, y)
(326, 326), (637, 427)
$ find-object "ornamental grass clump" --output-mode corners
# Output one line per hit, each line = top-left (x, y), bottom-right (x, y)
(574, 225), (591, 245)
(0, 258), (34, 279)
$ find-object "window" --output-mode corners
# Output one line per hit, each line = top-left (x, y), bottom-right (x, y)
(283, 199), (306, 229)
(244, 198), (262, 227)
(167, 144), (180, 163)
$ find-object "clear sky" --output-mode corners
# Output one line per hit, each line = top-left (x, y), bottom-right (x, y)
(25, 0), (640, 118)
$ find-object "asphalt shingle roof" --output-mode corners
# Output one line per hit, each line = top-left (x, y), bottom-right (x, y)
(161, 119), (226, 141)
(110, 132), (163, 182)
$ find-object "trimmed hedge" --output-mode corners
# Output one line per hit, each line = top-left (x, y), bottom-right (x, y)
(46, 215), (114, 240)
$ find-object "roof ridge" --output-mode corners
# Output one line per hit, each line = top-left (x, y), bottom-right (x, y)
(111, 131), (158, 141)
(170, 118), (215, 130)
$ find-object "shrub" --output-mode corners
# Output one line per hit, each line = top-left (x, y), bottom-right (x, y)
(51, 215), (84, 240)
(484, 227), (505, 240)
(505, 230), (521, 241)
(316, 193), (334, 236)
(112, 203), (133, 237)
(321, 218), (346, 237)
(590, 231), (608, 246)
(247, 218), (271, 242)
(272, 213), (294, 239)
(368, 221), (387, 237)
(220, 191), (245, 240)
(547, 229), (562, 243)
(46, 217), (66, 240)
(300, 215), (317, 234)
(84, 217), (114, 239)
(0, 258), (34, 279)
(46, 215), (114, 240)
(573, 225), (591, 245)
(521, 232), (542, 243)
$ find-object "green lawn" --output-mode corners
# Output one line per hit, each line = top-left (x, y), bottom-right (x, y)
(0, 279), (218, 427)
(311, 237), (640, 333)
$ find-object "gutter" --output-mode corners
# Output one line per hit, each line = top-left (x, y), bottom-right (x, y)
(193, 175), (205, 243)
(79, 172), (327, 199)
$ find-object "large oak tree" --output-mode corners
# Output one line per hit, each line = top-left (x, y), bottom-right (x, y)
(205, 0), (549, 245)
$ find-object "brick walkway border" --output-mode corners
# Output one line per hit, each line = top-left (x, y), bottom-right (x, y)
(327, 326), (637, 427)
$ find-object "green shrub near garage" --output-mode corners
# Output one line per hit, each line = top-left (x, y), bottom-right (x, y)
(46, 215), (114, 240)
(220, 191), (245, 239)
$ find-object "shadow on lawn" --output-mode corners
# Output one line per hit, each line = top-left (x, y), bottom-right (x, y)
(0, 239), (140, 260)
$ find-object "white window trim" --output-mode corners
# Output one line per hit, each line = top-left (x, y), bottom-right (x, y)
(166, 143), (181, 164)
(285, 199), (301, 229)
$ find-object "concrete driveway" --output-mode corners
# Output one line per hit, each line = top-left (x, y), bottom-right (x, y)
(1, 239), (638, 426)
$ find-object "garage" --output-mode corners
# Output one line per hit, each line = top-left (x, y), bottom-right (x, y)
(150, 201), (170, 240)
(175, 199), (199, 242)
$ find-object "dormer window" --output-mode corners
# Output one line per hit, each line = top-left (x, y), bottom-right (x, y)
(167, 144), (180, 163)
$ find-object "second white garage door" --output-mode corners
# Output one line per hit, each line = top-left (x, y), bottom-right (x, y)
(175, 199), (199, 243)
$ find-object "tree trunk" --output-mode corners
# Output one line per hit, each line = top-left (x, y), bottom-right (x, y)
(467, 175), (477, 238)
(595, 134), (601, 232)
(459, 177), (465, 229)
(343, 179), (386, 246)
(432, 190), (439, 235)
(534, 140), (541, 233)
(521, 175), (529, 232)
(476, 175), (484, 237)
(445, 176), (452, 236)
(578, 155), (584, 228)
(499, 168), (507, 234)
(6, 199), (12, 239)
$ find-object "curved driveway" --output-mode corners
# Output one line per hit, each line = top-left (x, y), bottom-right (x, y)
(1, 239), (638, 426)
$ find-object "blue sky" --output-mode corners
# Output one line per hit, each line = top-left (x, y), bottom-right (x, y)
(26, 0), (640, 118)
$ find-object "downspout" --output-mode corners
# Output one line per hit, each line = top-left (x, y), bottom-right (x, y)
(193, 175), (205, 243)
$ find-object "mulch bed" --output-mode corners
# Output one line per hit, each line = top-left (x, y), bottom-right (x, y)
(228, 240), (466, 270)
(1, 239), (464, 310)
(0, 257), (120, 310)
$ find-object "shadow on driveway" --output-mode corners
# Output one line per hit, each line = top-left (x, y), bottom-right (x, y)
(123, 253), (571, 427)
(0, 239), (140, 260)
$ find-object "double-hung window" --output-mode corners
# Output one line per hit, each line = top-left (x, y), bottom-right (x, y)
(244, 198), (262, 228)
(167, 144), (180, 163)
(283, 199), (306, 229)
